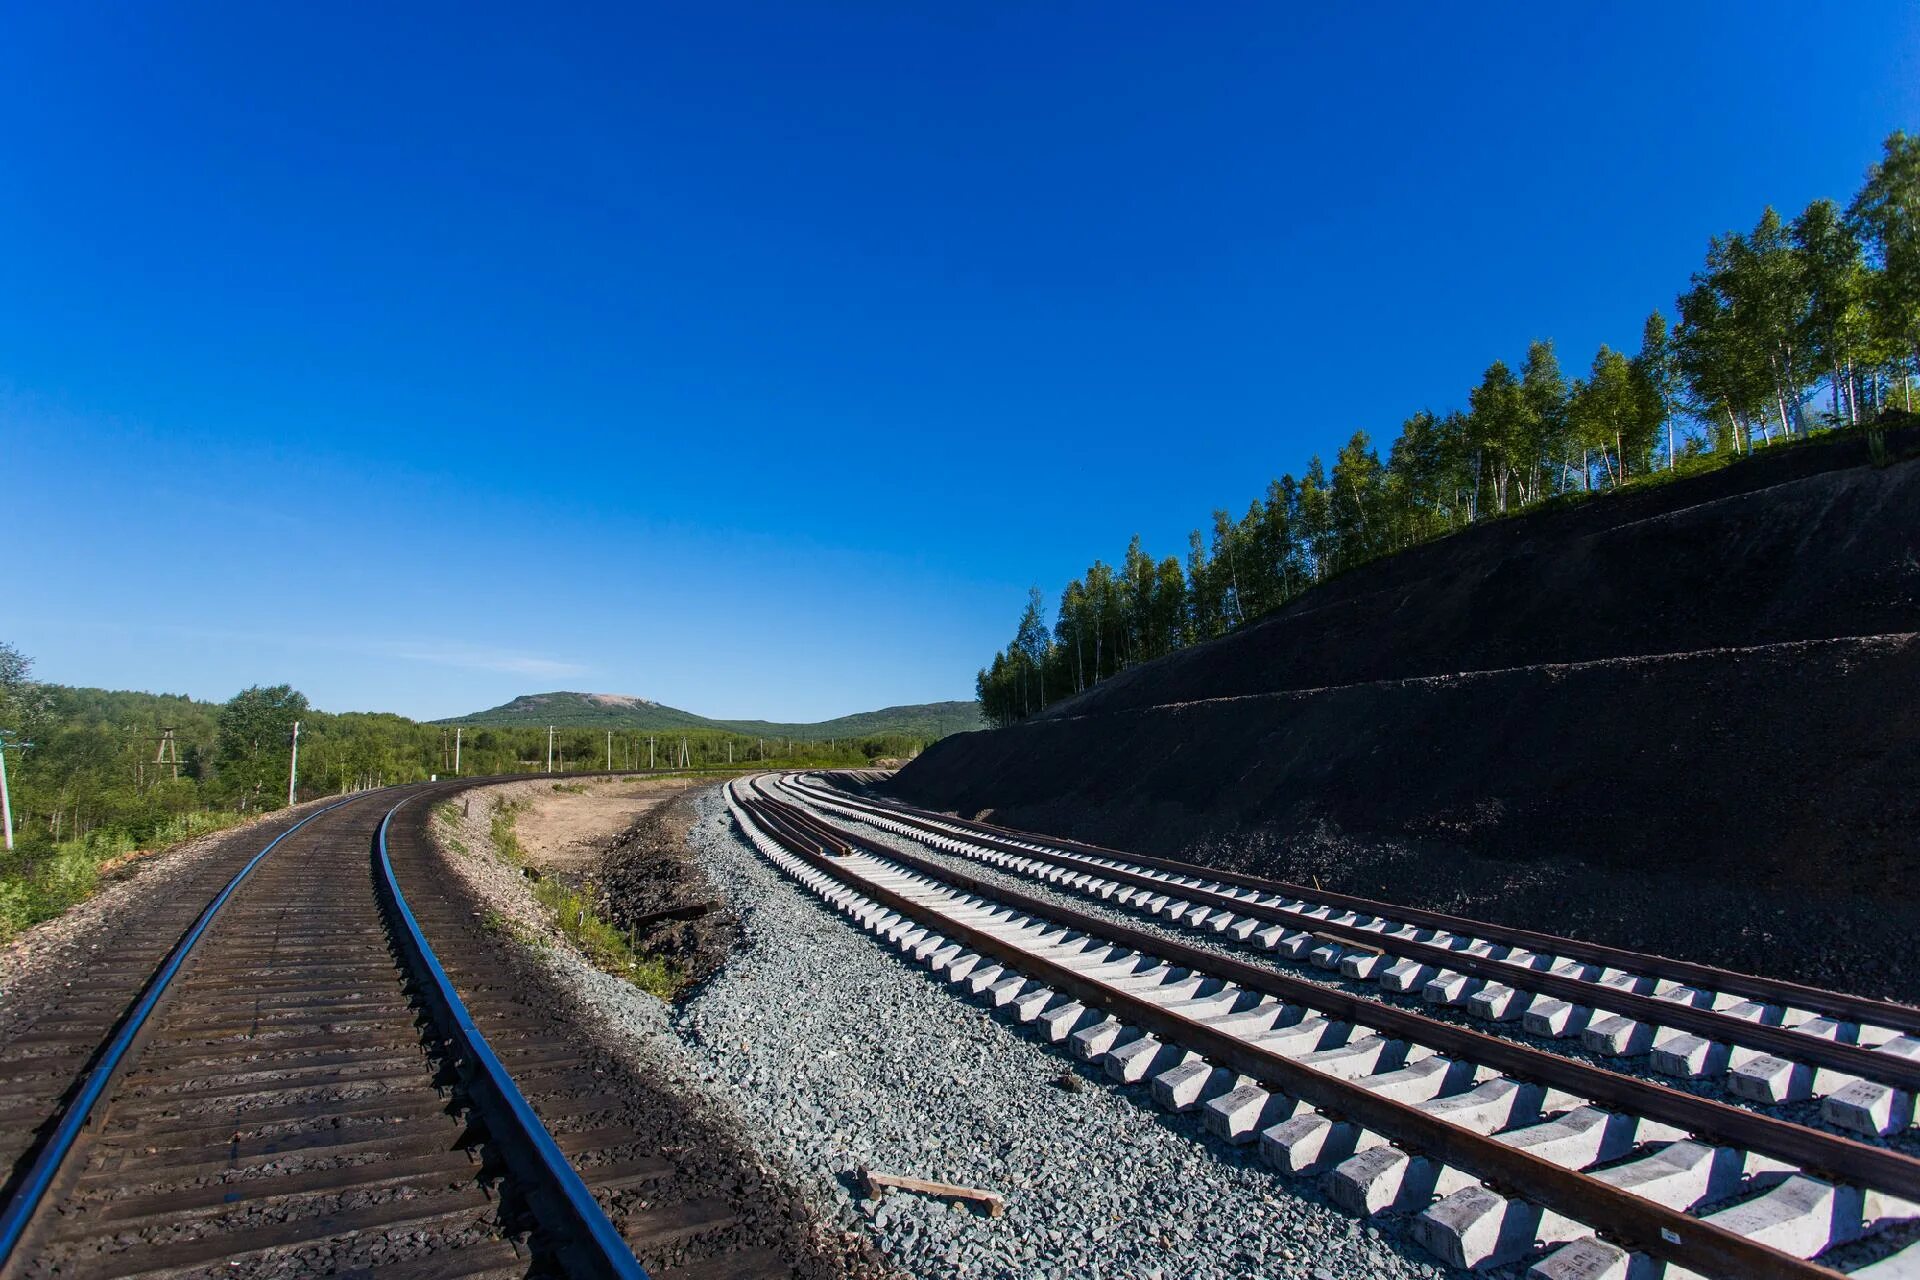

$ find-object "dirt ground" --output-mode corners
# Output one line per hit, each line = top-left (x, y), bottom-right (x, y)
(595, 789), (739, 988)
(458, 774), (743, 993)
(506, 775), (704, 873)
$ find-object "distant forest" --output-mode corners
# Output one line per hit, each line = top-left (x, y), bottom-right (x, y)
(0, 648), (922, 938)
(441, 691), (983, 741)
(978, 131), (1920, 727)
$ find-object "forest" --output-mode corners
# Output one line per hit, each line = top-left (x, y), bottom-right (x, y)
(0, 646), (921, 938)
(977, 132), (1920, 727)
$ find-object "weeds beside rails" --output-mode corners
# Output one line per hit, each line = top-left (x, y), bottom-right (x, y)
(450, 794), (682, 999)
(0, 809), (253, 942)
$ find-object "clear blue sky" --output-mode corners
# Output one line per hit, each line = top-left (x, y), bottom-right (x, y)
(4, 3), (1915, 721)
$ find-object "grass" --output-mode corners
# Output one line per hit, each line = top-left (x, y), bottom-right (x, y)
(0, 808), (254, 942)
(489, 797), (527, 862)
(429, 801), (471, 856)
(482, 794), (682, 998)
(529, 875), (681, 997)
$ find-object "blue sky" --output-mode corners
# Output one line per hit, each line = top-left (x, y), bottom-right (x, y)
(4, 3), (1916, 721)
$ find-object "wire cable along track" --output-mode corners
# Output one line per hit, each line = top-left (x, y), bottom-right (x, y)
(733, 773), (1920, 1279)
(0, 779), (651, 1280)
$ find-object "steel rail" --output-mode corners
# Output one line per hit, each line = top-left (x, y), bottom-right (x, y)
(782, 778), (1920, 1093)
(732, 786), (1842, 1280)
(0, 793), (368, 1269)
(746, 784), (1920, 1204)
(800, 775), (1920, 1038)
(373, 794), (648, 1280)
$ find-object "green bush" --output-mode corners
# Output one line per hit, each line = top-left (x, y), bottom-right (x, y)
(0, 808), (249, 941)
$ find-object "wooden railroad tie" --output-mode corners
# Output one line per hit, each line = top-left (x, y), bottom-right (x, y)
(859, 1167), (1004, 1217)
(1311, 930), (1383, 955)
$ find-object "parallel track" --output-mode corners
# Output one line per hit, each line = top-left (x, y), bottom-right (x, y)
(734, 773), (1920, 1279)
(784, 774), (1920, 1121)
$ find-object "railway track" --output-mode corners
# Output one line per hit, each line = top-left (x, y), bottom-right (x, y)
(0, 776), (774, 1280)
(776, 775), (1920, 1131)
(731, 772), (1920, 1278)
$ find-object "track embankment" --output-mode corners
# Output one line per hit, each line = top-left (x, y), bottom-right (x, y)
(894, 433), (1920, 1002)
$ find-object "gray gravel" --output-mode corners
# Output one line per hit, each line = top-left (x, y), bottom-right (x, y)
(444, 781), (1457, 1277)
(672, 789), (1452, 1280)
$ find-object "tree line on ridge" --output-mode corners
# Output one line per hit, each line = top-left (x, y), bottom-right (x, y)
(978, 132), (1920, 727)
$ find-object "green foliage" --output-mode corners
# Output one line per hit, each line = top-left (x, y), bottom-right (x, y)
(0, 808), (251, 941)
(0, 667), (913, 870)
(977, 132), (1920, 729)
(528, 875), (681, 998)
(489, 798), (527, 863)
(215, 684), (308, 809)
(1849, 131), (1920, 377)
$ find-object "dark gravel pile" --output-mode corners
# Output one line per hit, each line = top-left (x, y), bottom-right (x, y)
(896, 427), (1920, 1004)
(595, 788), (740, 987)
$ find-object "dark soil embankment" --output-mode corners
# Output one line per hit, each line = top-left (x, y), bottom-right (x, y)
(894, 425), (1920, 1000)
(597, 788), (739, 988)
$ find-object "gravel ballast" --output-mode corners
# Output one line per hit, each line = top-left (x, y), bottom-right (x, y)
(444, 780), (1457, 1277)
(627, 788), (1454, 1279)
(787, 784), (1920, 1155)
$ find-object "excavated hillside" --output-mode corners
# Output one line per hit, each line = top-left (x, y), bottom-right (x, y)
(893, 422), (1920, 999)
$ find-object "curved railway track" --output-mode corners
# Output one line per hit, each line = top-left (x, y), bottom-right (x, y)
(0, 776), (772, 1280)
(733, 772), (1920, 1279)
(778, 775), (1920, 1123)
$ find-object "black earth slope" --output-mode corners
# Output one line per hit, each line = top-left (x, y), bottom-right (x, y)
(891, 422), (1920, 999)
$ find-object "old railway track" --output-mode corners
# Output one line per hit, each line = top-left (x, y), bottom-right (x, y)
(0, 775), (761, 1280)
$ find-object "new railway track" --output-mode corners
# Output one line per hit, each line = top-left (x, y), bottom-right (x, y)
(0, 774), (767, 1280)
(731, 772), (1920, 1279)
(777, 775), (1920, 1125)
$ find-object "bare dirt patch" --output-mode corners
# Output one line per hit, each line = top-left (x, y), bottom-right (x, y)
(436, 775), (742, 995)
(500, 774), (703, 874)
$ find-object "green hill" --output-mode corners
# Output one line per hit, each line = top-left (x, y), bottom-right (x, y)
(435, 692), (984, 740)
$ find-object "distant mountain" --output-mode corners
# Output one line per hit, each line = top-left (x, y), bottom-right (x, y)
(435, 692), (984, 741)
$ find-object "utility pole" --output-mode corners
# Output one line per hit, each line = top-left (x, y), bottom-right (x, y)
(156, 727), (180, 780)
(606, 729), (612, 771)
(547, 725), (554, 774)
(649, 736), (655, 769)
(454, 727), (462, 775)
(727, 740), (732, 765)
(0, 731), (30, 853)
(287, 721), (300, 808)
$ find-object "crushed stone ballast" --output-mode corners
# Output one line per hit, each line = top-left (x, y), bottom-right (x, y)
(729, 775), (1920, 1280)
